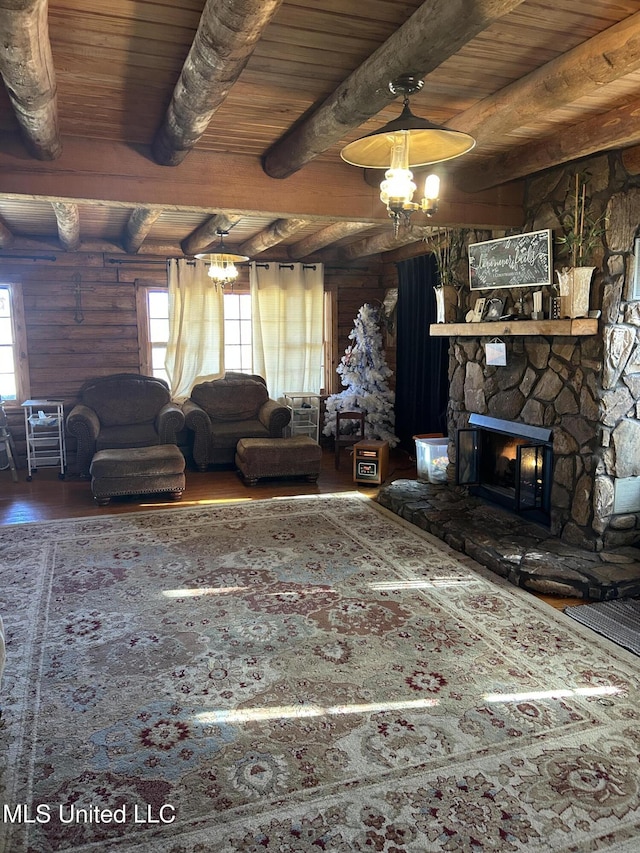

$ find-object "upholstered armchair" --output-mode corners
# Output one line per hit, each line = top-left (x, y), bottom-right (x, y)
(183, 372), (291, 470)
(66, 373), (185, 476)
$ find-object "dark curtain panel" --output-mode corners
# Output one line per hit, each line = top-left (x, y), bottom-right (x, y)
(395, 253), (449, 452)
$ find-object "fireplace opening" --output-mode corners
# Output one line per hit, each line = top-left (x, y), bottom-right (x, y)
(456, 414), (553, 525)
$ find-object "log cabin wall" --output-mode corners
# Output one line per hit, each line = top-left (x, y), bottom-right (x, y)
(1, 252), (385, 470)
(324, 259), (385, 393)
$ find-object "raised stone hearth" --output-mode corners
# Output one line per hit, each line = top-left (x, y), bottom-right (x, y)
(376, 479), (640, 601)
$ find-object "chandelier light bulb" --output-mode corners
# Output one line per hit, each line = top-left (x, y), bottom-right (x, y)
(424, 173), (440, 200)
(196, 230), (249, 286)
(339, 76), (475, 233)
(379, 132), (417, 208)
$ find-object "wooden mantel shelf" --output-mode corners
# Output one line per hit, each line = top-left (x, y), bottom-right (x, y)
(429, 318), (598, 337)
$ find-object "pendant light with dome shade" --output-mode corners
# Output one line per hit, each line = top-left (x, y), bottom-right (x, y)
(195, 229), (249, 287)
(340, 75), (476, 235)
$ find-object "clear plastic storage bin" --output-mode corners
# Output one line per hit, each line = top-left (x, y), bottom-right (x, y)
(414, 435), (448, 484)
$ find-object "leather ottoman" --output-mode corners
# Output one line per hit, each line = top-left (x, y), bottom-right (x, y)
(90, 445), (186, 505)
(235, 435), (322, 486)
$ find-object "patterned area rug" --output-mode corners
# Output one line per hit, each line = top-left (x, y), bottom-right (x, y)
(2, 493), (640, 852)
(564, 599), (640, 657)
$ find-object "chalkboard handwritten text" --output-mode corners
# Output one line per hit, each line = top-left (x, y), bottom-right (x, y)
(469, 230), (552, 290)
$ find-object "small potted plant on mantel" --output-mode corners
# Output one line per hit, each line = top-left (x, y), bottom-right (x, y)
(555, 172), (607, 318)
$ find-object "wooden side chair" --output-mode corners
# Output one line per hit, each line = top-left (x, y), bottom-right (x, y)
(334, 410), (365, 469)
(0, 404), (18, 482)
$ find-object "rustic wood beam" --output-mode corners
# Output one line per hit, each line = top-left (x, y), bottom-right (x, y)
(152, 0), (284, 166)
(237, 218), (310, 256)
(262, 0), (525, 179)
(340, 226), (432, 261)
(51, 202), (80, 251)
(0, 0), (61, 160)
(0, 136), (525, 229)
(0, 216), (15, 249)
(288, 221), (375, 259)
(459, 96), (640, 192)
(181, 213), (243, 256)
(449, 12), (640, 151)
(122, 208), (163, 254)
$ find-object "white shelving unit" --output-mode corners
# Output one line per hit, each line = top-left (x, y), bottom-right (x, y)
(22, 399), (66, 480)
(283, 392), (321, 442)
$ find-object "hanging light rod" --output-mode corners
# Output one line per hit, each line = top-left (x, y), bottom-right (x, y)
(340, 75), (475, 168)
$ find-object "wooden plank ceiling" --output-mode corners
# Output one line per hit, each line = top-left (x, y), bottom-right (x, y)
(0, 0), (638, 261)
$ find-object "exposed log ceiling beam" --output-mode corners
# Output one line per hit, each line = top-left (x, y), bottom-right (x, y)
(262, 0), (526, 179)
(122, 208), (163, 254)
(0, 217), (15, 249)
(288, 222), (375, 259)
(237, 218), (310, 256)
(339, 226), (433, 261)
(449, 12), (640, 147)
(152, 0), (284, 166)
(0, 138), (524, 230)
(0, 0), (61, 160)
(181, 213), (242, 256)
(452, 12), (640, 190)
(51, 201), (80, 251)
(461, 97), (640, 193)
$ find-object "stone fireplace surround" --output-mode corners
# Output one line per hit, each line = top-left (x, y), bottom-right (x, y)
(439, 150), (640, 553)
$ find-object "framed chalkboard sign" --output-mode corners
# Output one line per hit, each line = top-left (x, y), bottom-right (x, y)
(468, 229), (553, 290)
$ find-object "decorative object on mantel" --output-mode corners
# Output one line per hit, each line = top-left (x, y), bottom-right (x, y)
(485, 337), (507, 365)
(484, 297), (504, 321)
(468, 229), (552, 290)
(556, 265), (595, 319)
(531, 290), (544, 320)
(468, 297), (486, 322)
(426, 227), (468, 322)
(434, 284), (445, 323)
(555, 172), (607, 318)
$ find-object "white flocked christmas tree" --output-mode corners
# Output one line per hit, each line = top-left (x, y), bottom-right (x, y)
(323, 302), (398, 447)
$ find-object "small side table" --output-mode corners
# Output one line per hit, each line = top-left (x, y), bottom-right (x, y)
(22, 399), (66, 480)
(282, 392), (321, 442)
(353, 439), (389, 486)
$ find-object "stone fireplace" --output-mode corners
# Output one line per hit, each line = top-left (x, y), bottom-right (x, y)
(456, 414), (553, 525)
(442, 150), (640, 552)
(448, 333), (602, 546)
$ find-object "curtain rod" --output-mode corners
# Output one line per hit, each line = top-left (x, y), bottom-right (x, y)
(108, 257), (169, 265)
(255, 263), (317, 270)
(0, 253), (57, 262)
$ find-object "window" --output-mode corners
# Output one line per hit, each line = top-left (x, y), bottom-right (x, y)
(148, 289), (170, 385)
(0, 284), (29, 404)
(137, 285), (253, 380)
(223, 293), (253, 372)
(137, 283), (331, 393)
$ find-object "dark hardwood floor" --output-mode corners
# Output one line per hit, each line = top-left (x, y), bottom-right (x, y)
(0, 446), (577, 611)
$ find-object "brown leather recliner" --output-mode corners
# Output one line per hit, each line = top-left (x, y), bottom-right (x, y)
(66, 373), (185, 476)
(183, 372), (291, 470)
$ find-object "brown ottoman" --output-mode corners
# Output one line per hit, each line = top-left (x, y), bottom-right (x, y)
(235, 436), (322, 486)
(90, 445), (186, 506)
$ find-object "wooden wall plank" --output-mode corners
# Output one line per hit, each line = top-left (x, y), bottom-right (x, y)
(1, 250), (386, 465)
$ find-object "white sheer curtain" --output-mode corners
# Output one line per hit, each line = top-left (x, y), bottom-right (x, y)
(250, 262), (324, 400)
(165, 258), (225, 402)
